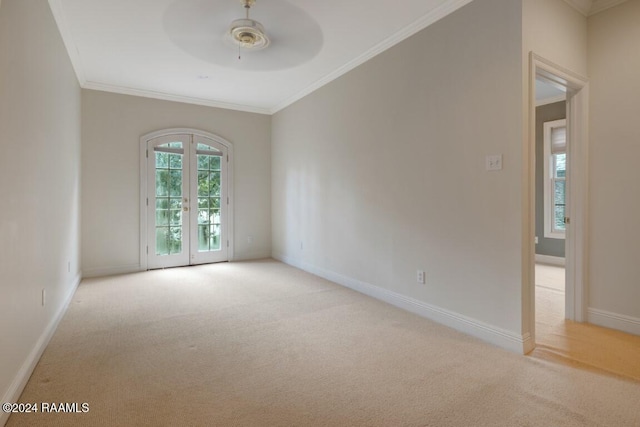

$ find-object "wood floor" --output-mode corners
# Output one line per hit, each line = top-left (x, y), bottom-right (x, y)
(531, 263), (640, 381)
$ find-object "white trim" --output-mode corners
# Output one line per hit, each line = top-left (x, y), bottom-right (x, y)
(83, 264), (142, 279)
(145, 134), (192, 269)
(533, 54), (589, 87)
(49, 0), (472, 115)
(226, 143), (235, 262)
(565, 83), (590, 323)
(139, 128), (235, 270)
(83, 81), (271, 116)
(562, 0), (628, 17)
(270, 0), (474, 114)
(274, 253), (529, 354)
(590, 0), (630, 15)
(536, 95), (566, 107)
(47, 0), (87, 86)
(527, 53), (590, 350)
(522, 333), (535, 354)
(190, 134), (232, 265)
(139, 136), (148, 271)
(0, 272), (81, 426)
(588, 308), (640, 336)
(535, 254), (566, 266)
(562, 0), (593, 16)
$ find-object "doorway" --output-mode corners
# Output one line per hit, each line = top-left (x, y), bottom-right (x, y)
(527, 53), (589, 351)
(534, 81), (567, 335)
(140, 129), (234, 270)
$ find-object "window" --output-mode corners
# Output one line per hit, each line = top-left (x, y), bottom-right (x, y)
(543, 119), (566, 239)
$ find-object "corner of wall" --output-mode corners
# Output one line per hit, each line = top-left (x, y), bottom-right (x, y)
(0, 274), (81, 426)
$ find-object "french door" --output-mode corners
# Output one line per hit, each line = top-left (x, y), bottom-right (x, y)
(144, 132), (230, 269)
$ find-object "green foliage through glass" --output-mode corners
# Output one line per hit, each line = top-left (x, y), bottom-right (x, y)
(155, 149), (184, 256)
(196, 152), (222, 252)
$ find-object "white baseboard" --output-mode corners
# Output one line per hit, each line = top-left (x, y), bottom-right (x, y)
(0, 272), (81, 426)
(82, 264), (141, 278)
(273, 253), (528, 354)
(535, 254), (565, 266)
(522, 332), (535, 354)
(588, 308), (640, 336)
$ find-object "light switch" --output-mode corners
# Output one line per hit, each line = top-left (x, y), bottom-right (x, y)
(486, 155), (503, 171)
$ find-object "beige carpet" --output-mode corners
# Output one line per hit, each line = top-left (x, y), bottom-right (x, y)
(8, 260), (640, 426)
(532, 263), (640, 381)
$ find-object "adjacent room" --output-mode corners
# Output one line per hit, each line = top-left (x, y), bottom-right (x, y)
(2, 0), (639, 425)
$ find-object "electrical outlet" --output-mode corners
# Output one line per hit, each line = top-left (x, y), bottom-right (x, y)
(535, 236), (539, 244)
(42, 289), (46, 307)
(417, 270), (425, 284)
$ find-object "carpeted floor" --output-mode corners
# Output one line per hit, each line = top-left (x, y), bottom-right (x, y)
(532, 263), (640, 381)
(7, 260), (640, 426)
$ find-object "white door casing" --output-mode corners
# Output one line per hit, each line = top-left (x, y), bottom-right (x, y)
(525, 53), (589, 353)
(140, 129), (234, 270)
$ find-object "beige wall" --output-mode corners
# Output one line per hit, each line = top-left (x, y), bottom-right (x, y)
(0, 0), (82, 414)
(523, 0), (589, 77)
(2, 8), (636, 417)
(587, 0), (640, 328)
(273, 0), (525, 348)
(521, 0), (587, 338)
(81, 90), (271, 276)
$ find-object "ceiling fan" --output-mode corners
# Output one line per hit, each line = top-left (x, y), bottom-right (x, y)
(227, 0), (270, 57)
(163, 0), (323, 71)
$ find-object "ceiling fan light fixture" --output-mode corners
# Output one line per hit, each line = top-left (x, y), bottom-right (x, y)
(227, 0), (270, 51)
(228, 18), (270, 50)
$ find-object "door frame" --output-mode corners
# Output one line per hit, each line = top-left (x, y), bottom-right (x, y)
(525, 53), (589, 351)
(139, 128), (234, 270)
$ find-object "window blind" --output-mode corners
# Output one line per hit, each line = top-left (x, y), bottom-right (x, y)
(551, 126), (566, 154)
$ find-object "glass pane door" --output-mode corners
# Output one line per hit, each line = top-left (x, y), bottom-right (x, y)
(190, 136), (228, 265)
(147, 135), (190, 269)
(197, 151), (221, 251)
(146, 133), (228, 269)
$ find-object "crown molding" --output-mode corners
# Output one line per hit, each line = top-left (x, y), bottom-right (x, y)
(83, 81), (272, 115)
(271, 0), (474, 114)
(563, 0), (593, 16)
(48, 0), (474, 116)
(48, 0), (267, 115)
(563, 0), (629, 16)
(589, 0), (629, 15)
(48, 0), (87, 86)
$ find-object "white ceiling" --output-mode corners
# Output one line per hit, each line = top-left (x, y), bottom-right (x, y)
(49, 0), (475, 114)
(49, 0), (627, 115)
(535, 78), (566, 106)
